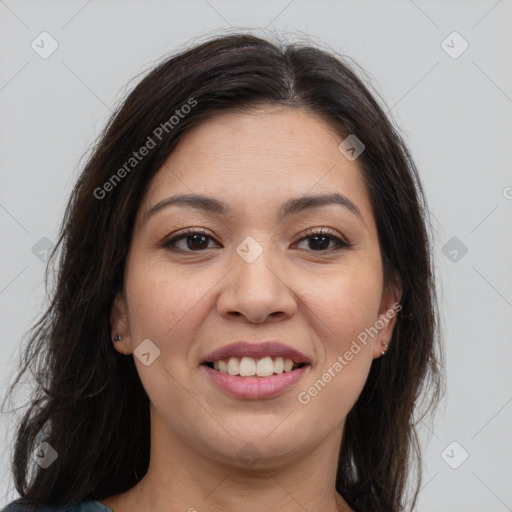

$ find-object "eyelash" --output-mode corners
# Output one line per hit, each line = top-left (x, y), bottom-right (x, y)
(161, 227), (352, 253)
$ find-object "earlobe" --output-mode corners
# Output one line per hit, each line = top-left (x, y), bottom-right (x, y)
(110, 292), (132, 355)
(373, 277), (403, 359)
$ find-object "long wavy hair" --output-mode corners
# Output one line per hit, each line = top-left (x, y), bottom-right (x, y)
(2, 32), (444, 512)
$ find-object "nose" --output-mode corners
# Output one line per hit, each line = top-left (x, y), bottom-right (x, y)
(216, 243), (297, 324)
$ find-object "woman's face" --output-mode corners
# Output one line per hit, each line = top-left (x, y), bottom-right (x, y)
(111, 106), (400, 467)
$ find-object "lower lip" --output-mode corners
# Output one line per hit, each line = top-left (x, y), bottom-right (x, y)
(201, 364), (310, 399)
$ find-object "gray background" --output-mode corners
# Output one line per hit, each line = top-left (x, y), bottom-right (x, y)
(1, 0), (511, 510)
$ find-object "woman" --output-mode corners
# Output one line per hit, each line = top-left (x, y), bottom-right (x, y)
(1, 32), (443, 512)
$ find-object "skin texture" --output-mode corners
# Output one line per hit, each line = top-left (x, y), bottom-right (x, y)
(103, 106), (401, 512)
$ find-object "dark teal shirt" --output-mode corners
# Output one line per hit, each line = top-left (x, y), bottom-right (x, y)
(1, 500), (112, 511)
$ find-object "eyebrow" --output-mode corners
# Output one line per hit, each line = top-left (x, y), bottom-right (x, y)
(144, 192), (364, 223)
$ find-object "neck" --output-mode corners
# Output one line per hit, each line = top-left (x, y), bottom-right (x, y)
(107, 407), (353, 512)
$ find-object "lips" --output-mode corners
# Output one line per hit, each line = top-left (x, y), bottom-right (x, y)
(202, 364), (309, 399)
(200, 341), (312, 399)
(201, 341), (312, 365)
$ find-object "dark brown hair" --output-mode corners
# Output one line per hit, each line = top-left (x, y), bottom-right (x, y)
(2, 32), (443, 512)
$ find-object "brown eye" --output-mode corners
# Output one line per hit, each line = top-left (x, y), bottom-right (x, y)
(161, 229), (219, 252)
(295, 228), (351, 252)
(183, 233), (210, 250)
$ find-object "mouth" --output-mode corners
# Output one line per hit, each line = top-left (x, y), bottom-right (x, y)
(202, 357), (309, 377)
(200, 341), (312, 399)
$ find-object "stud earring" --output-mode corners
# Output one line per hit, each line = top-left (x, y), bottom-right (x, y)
(381, 340), (389, 356)
(114, 335), (122, 342)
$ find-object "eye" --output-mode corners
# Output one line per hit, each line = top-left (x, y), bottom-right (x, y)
(161, 228), (219, 252)
(161, 227), (351, 254)
(294, 228), (351, 252)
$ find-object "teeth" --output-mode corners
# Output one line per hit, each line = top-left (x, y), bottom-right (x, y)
(256, 356), (274, 377)
(211, 356), (301, 377)
(227, 357), (239, 375)
(239, 357), (256, 376)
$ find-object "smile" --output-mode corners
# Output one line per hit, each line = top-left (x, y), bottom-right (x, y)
(205, 356), (306, 377)
(201, 360), (311, 400)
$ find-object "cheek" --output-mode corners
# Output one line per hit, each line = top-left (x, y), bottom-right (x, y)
(125, 259), (216, 341)
(301, 259), (383, 344)
(124, 260), (211, 415)
(296, 270), (380, 419)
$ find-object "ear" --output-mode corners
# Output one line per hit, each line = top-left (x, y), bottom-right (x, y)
(372, 276), (403, 359)
(110, 291), (133, 355)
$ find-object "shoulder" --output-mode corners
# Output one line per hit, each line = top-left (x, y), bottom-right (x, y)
(1, 499), (112, 512)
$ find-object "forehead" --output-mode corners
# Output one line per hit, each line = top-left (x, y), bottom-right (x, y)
(139, 106), (374, 226)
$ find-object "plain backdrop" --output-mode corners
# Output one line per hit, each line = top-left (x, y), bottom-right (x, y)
(1, 1), (511, 511)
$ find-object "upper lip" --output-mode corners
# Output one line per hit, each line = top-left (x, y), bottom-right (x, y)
(202, 341), (311, 364)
